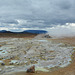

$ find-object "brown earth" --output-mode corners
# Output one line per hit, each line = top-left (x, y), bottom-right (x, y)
(51, 37), (75, 46)
(0, 33), (37, 38)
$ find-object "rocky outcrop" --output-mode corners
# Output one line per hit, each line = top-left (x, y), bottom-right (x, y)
(43, 34), (51, 38)
(26, 65), (35, 73)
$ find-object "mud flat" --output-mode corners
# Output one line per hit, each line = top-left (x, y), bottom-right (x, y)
(0, 36), (75, 75)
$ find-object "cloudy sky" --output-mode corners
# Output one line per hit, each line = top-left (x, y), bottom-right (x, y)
(0, 0), (75, 37)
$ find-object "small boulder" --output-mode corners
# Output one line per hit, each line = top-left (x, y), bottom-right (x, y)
(1, 63), (5, 66)
(43, 34), (51, 38)
(26, 65), (35, 73)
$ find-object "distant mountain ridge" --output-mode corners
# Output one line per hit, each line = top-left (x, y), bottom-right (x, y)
(0, 30), (8, 32)
(0, 30), (47, 34)
(23, 30), (47, 34)
(0, 30), (13, 33)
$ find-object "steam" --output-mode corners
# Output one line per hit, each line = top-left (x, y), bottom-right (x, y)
(47, 23), (75, 37)
(0, 22), (75, 37)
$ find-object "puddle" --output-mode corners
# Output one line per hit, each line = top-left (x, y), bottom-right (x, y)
(0, 49), (8, 55)
(36, 40), (48, 42)
(0, 60), (3, 63)
(10, 60), (19, 64)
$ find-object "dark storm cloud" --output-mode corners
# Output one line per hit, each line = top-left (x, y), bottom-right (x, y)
(0, 0), (75, 30)
(55, 0), (72, 9)
(0, 19), (18, 24)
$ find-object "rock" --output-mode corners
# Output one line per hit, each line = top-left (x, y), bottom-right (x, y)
(0, 61), (5, 66)
(1, 63), (5, 66)
(43, 34), (51, 38)
(9, 62), (14, 65)
(26, 65), (35, 73)
(9, 60), (18, 64)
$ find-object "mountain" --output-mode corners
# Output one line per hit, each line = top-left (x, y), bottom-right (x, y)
(0, 30), (48, 34)
(22, 30), (47, 34)
(0, 30), (7, 33)
(0, 30), (13, 33)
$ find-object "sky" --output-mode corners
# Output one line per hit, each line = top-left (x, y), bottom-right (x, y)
(0, 0), (75, 37)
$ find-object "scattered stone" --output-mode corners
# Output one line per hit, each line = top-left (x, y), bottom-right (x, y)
(26, 65), (35, 73)
(1, 63), (5, 66)
(10, 60), (18, 64)
(9, 62), (14, 65)
(43, 34), (51, 38)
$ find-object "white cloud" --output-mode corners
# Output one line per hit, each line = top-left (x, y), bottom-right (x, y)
(0, 0), (75, 24)
(0, 27), (30, 32)
(47, 23), (75, 37)
(0, 23), (75, 37)
(0, 27), (9, 30)
(17, 19), (27, 25)
(0, 0), (75, 37)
